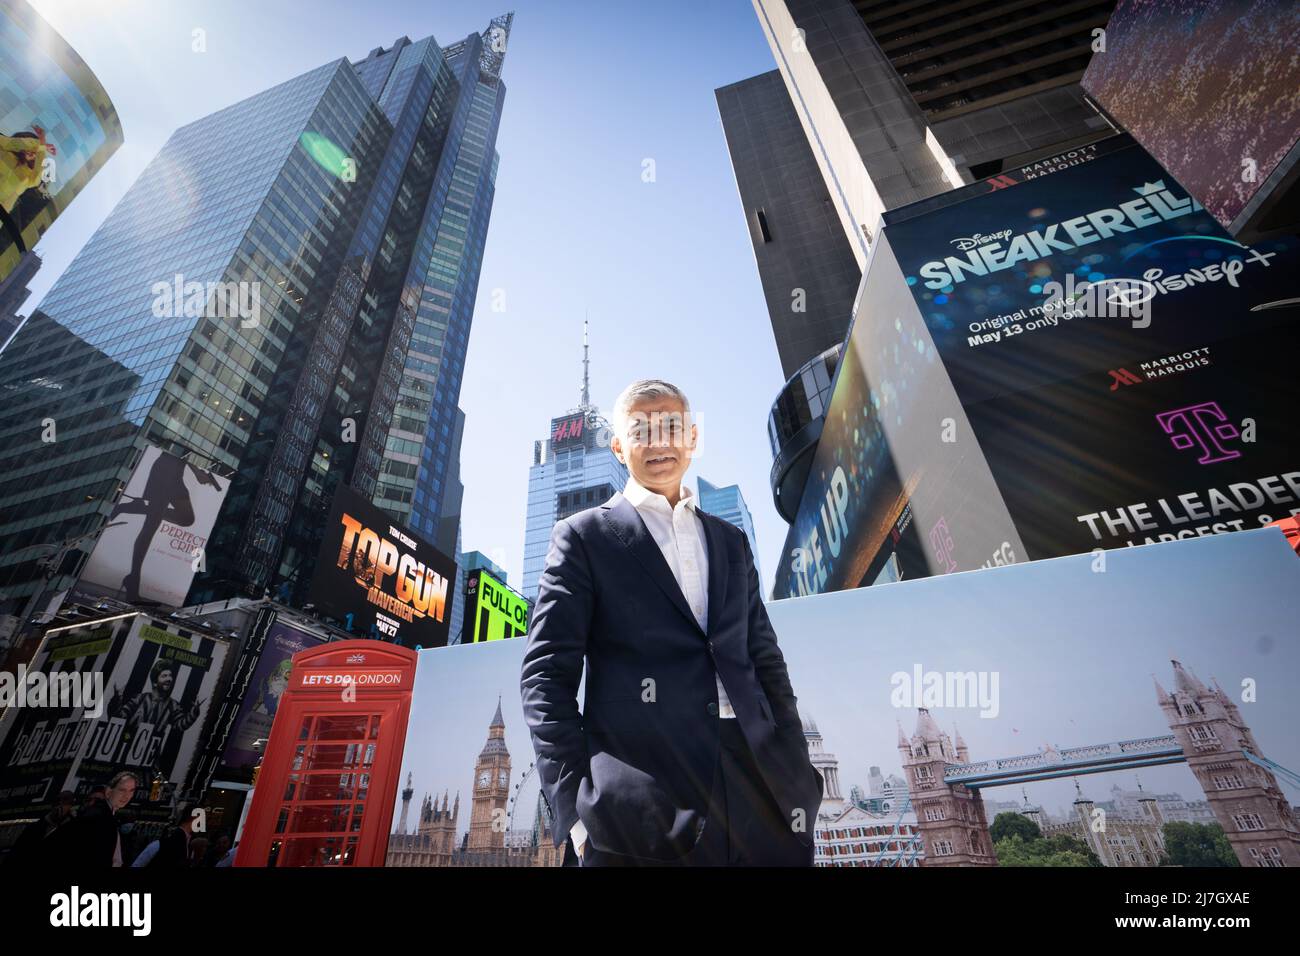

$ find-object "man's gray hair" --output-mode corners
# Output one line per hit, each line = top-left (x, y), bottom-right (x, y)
(107, 771), (139, 790)
(612, 379), (691, 436)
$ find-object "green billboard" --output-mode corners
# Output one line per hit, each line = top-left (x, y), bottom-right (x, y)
(466, 568), (530, 643)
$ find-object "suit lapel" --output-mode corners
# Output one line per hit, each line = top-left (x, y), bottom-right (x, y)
(697, 510), (728, 637)
(602, 493), (705, 637)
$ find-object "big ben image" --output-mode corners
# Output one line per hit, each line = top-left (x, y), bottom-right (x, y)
(386, 698), (565, 867)
(468, 699), (511, 851)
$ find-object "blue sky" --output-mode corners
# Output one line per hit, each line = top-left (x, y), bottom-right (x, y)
(24, 0), (789, 592)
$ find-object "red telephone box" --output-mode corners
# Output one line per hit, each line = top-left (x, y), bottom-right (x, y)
(235, 640), (416, 867)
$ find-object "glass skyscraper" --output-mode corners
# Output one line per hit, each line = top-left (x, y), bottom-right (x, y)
(697, 477), (762, 585)
(463, 548), (507, 583)
(519, 330), (627, 600)
(0, 15), (511, 621)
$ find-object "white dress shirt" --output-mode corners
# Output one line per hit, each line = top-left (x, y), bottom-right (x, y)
(572, 477), (736, 856)
(619, 476), (735, 718)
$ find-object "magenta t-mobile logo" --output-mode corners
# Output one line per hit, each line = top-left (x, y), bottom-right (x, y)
(1155, 401), (1242, 465)
(928, 517), (958, 573)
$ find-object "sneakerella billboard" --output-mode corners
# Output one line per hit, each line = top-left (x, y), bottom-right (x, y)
(774, 136), (1300, 599)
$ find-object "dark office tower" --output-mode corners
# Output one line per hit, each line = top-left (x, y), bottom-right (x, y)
(0, 16), (512, 620)
(437, 406), (467, 643)
(748, 0), (1116, 265)
(366, 27), (509, 539)
(0, 251), (40, 347)
(436, 407), (468, 558)
(716, 72), (861, 381)
(724, 0), (1116, 521)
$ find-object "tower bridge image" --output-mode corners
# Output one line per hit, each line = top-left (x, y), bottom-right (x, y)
(897, 660), (1299, 867)
(943, 736), (1185, 788)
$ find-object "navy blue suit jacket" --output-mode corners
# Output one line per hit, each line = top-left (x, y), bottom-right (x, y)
(520, 491), (823, 861)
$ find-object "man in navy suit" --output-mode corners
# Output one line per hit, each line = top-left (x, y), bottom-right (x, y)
(521, 379), (823, 866)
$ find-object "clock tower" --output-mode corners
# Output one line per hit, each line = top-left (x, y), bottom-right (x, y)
(468, 698), (512, 851)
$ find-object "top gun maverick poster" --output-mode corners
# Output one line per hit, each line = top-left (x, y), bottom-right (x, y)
(309, 485), (456, 648)
(775, 136), (1300, 598)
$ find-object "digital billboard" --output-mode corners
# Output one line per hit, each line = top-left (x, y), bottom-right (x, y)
(550, 413), (586, 448)
(0, 0), (123, 282)
(773, 136), (1300, 598)
(215, 619), (325, 783)
(79, 445), (231, 607)
(309, 484), (456, 648)
(774, 228), (1024, 598)
(1081, 0), (1300, 242)
(465, 568), (529, 643)
(0, 612), (229, 821)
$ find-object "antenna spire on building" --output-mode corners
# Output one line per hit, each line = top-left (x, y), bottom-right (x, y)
(580, 318), (591, 411)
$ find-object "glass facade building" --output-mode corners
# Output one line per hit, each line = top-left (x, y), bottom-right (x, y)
(697, 477), (762, 585)
(520, 406), (628, 601)
(463, 548), (507, 583)
(371, 30), (507, 540)
(0, 0), (122, 283)
(767, 342), (841, 521)
(0, 16), (511, 621)
(0, 249), (38, 345)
